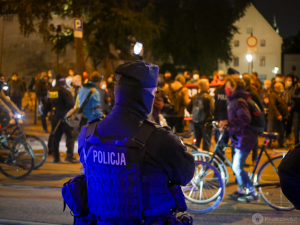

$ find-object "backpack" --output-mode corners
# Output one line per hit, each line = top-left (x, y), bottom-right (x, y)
(236, 97), (265, 134)
(62, 174), (97, 225)
(192, 93), (207, 123)
(164, 85), (183, 115)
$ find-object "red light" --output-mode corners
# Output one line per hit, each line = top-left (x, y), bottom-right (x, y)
(193, 139), (197, 144)
(266, 140), (269, 145)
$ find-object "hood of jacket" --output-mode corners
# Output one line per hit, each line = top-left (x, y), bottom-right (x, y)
(113, 83), (155, 120)
(170, 80), (183, 92)
(228, 87), (249, 101)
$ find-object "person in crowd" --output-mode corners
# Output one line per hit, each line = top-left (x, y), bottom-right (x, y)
(292, 79), (300, 145)
(210, 71), (220, 86)
(164, 74), (190, 133)
(214, 71), (230, 160)
(183, 70), (192, 83)
(242, 76), (264, 163)
(151, 74), (165, 124)
(186, 70), (200, 85)
(187, 79), (214, 151)
(259, 80), (272, 131)
(284, 75), (295, 141)
(268, 82), (289, 148)
(35, 72), (52, 133)
(0, 74), (4, 82)
(164, 71), (173, 84)
(48, 70), (56, 86)
(78, 61), (195, 224)
(251, 72), (262, 92)
(73, 75), (82, 100)
(77, 71), (103, 127)
(43, 74), (76, 163)
(221, 76), (259, 202)
(83, 71), (89, 84)
(0, 81), (23, 128)
(8, 73), (25, 110)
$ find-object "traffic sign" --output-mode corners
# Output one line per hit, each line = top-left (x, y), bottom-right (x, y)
(74, 18), (83, 38)
(247, 36), (258, 47)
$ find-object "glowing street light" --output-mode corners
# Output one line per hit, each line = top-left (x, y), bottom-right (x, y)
(246, 54), (253, 63)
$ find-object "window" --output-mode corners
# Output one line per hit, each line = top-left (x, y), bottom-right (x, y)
(234, 40), (239, 47)
(258, 75), (267, 83)
(233, 57), (239, 67)
(260, 56), (266, 66)
(247, 27), (253, 34)
(260, 39), (266, 47)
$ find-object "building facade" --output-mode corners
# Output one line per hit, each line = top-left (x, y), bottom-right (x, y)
(218, 4), (282, 81)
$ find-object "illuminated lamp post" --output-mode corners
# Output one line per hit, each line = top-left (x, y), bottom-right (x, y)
(246, 54), (253, 74)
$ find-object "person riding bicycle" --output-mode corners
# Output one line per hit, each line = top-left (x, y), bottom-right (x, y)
(0, 81), (23, 128)
(78, 61), (195, 224)
(220, 76), (259, 202)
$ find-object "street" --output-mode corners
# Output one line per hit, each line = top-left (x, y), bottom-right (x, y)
(0, 113), (299, 225)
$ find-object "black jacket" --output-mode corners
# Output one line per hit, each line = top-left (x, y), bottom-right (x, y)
(44, 85), (74, 118)
(214, 85), (228, 121)
(248, 87), (264, 112)
(268, 91), (289, 121)
(35, 80), (52, 98)
(8, 79), (25, 98)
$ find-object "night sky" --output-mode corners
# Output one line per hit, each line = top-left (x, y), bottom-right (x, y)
(254, 0), (300, 39)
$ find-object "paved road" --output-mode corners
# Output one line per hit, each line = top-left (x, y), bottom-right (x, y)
(0, 112), (299, 224)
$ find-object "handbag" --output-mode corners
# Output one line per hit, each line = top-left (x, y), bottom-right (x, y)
(65, 89), (95, 127)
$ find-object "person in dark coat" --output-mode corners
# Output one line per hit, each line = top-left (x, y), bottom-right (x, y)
(243, 76), (264, 162)
(35, 72), (52, 133)
(221, 76), (259, 202)
(78, 61), (195, 224)
(268, 82), (289, 148)
(292, 80), (300, 145)
(43, 74), (76, 163)
(284, 75), (295, 141)
(8, 73), (25, 110)
(187, 79), (214, 151)
(259, 79), (272, 131)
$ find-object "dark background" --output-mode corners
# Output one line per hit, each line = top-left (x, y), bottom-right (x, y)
(254, 0), (300, 38)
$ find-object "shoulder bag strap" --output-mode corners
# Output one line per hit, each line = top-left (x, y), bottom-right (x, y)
(78, 89), (96, 114)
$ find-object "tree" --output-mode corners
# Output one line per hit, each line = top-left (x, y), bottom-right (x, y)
(0, 0), (162, 74)
(149, 0), (253, 74)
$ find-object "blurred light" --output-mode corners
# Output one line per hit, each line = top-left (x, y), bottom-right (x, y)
(272, 67), (279, 74)
(133, 42), (143, 55)
(3, 86), (8, 91)
(193, 139), (197, 144)
(246, 54), (253, 63)
(16, 114), (22, 119)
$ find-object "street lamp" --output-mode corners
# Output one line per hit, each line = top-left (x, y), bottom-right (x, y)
(246, 54), (253, 74)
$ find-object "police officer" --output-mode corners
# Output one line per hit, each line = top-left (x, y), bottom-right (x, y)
(46, 74), (77, 163)
(78, 61), (195, 224)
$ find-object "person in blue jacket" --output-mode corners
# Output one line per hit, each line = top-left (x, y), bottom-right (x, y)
(78, 61), (195, 224)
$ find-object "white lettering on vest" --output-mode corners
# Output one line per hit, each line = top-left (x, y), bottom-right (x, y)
(103, 151), (107, 164)
(120, 153), (126, 166)
(111, 152), (115, 165)
(92, 150), (126, 166)
(93, 150), (97, 162)
(218, 94), (227, 100)
(98, 151), (102, 163)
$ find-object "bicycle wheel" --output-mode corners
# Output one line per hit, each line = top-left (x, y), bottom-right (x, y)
(255, 155), (295, 211)
(25, 135), (48, 169)
(0, 138), (35, 179)
(191, 151), (229, 186)
(182, 161), (225, 214)
(184, 143), (199, 153)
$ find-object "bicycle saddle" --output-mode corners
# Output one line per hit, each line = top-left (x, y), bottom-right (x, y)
(260, 132), (279, 140)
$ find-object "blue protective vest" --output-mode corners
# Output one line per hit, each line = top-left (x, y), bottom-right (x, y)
(84, 120), (176, 220)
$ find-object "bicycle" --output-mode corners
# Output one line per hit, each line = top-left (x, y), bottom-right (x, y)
(4, 114), (48, 169)
(191, 121), (295, 211)
(0, 118), (35, 179)
(181, 160), (225, 214)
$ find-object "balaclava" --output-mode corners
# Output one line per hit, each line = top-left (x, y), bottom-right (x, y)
(114, 61), (159, 120)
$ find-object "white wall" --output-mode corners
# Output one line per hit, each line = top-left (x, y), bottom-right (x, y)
(218, 4), (282, 81)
